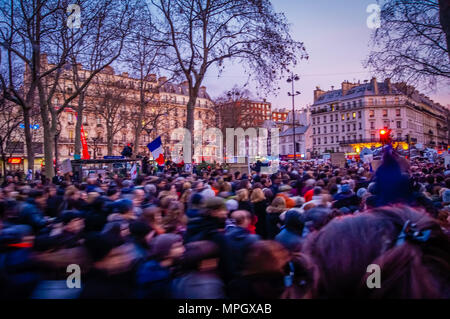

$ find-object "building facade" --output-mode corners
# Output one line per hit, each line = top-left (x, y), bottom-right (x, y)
(12, 56), (218, 169)
(279, 126), (312, 160)
(310, 78), (449, 157)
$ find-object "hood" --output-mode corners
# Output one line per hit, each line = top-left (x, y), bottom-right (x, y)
(226, 226), (250, 240)
(137, 259), (171, 284)
(284, 210), (304, 234)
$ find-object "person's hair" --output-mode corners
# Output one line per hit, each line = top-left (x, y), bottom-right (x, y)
(250, 188), (265, 203)
(64, 185), (79, 200)
(243, 241), (290, 276)
(303, 205), (450, 298)
(236, 188), (249, 202)
(141, 206), (162, 225)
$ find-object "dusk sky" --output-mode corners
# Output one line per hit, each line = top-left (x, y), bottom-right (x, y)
(204, 0), (450, 110)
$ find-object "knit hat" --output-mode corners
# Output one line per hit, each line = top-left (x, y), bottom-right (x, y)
(225, 199), (239, 212)
(341, 184), (351, 193)
(204, 196), (227, 212)
(149, 233), (182, 261)
(356, 188), (367, 198)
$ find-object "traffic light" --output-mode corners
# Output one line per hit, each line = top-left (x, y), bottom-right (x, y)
(379, 128), (392, 145)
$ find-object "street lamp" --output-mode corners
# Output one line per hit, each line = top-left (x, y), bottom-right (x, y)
(287, 73), (300, 161)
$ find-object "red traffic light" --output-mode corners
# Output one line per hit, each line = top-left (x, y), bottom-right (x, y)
(380, 129), (386, 135)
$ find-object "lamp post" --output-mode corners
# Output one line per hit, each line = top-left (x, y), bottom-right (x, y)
(287, 73), (300, 161)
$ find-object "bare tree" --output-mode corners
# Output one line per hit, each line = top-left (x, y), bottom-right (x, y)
(0, 0), (136, 178)
(215, 86), (261, 133)
(90, 78), (129, 156)
(0, 96), (22, 177)
(121, 6), (175, 157)
(148, 0), (306, 153)
(366, 0), (450, 88)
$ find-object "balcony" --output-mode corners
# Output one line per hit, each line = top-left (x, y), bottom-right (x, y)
(340, 137), (407, 146)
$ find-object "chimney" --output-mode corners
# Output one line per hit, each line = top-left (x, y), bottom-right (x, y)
(122, 72), (129, 78)
(341, 80), (358, 96)
(314, 86), (325, 102)
(158, 76), (168, 84)
(384, 78), (391, 94)
(371, 77), (379, 95)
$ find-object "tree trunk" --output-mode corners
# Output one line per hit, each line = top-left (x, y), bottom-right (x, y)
(133, 86), (145, 158)
(107, 128), (113, 156)
(74, 92), (85, 157)
(22, 107), (34, 172)
(439, 0), (450, 61)
(186, 93), (198, 163)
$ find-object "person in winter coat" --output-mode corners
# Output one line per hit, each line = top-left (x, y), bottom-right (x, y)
(275, 210), (304, 252)
(80, 224), (140, 299)
(18, 189), (48, 232)
(224, 210), (260, 279)
(135, 233), (184, 298)
(0, 225), (40, 299)
(172, 240), (225, 299)
(266, 197), (287, 239)
(250, 188), (268, 239)
(227, 240), (290, 299)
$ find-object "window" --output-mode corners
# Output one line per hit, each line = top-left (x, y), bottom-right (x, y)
(347, 113), (350, 120)
(82, 115), (87, 123)
(323, 116), (327, 123)
(318, 138), (321, 145)
(97, 117), (101, 125)
(359, 100), (363, 107)
(341, 114), (345, 121)
(330, 125), (334, 133)
(359, 134), (362, 140)
(359, 123), (362, 130)
(335, 114), (338, 121)
(396, 109), (401, 116)
(317, 117), (320, 124)
(336, 124), (338, 132)
(383, 109), (388, 117)
(313, 138), (316, 145)
(358, 111), (361, 119)
(331, 136), (334, 143)
(324, 137), (327, 144)
(369, 110), (374, 117)
(330, 115), (333, 122)
(352, 112), (356, 119)
(313, 128), (316, 134)
(69, 130), (74, 140)
(397, 121), (401, 128)
(336, 136), (339, 142)
(370, 122), (375, 129)
(324, 126), (327, 134)
(347, 124), (350, 131)
(68, 113), (73, 122)
(353, 123), (356, 131)
(342, 125), (345, 132)
(318, 127), (321, 134)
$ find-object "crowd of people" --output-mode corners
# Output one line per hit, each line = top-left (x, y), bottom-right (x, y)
(0, 147), (449, 299)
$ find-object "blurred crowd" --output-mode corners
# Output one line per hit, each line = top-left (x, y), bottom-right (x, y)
(0, 147), (449, 299)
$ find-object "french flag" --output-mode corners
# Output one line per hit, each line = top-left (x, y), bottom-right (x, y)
(147, 136), (165, 166)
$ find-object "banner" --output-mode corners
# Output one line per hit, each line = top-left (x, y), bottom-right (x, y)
(80, 124), (90, 159)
